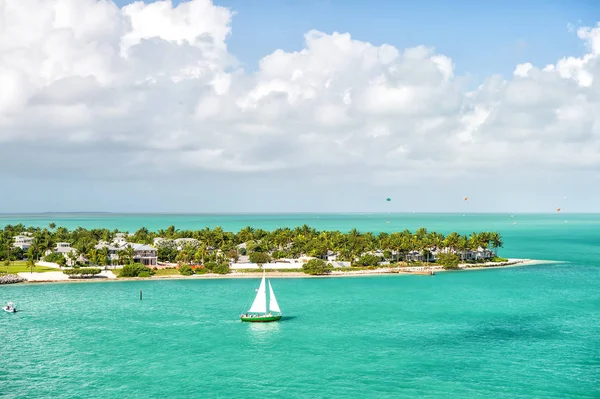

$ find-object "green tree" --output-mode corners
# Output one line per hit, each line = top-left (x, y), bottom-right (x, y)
(63, 268), (101, 278)
(119, 263), (155, 277)
(27, 257), (35, 274)
(211, 262), (230, 274)
(179, 264), (193, 276)
(356, 254), (381, 267)
(302, 259), (333, 275)
(490, 232), (503, 256)
(436, 253), (460, 269)
(249, 252), (271, 267)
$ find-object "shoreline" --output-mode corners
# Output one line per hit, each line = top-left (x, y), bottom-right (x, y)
(9, 259), (554, 285)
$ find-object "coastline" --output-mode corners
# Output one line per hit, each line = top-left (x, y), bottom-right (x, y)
(11, 258), (551, 284)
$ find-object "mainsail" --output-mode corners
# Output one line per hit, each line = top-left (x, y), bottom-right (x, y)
(268, 281), (280, 313)
(248, 276), (267, 313)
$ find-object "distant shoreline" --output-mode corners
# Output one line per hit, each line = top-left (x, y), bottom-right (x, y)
(14, 259), (550, 285)
(0, 212), (589, 215)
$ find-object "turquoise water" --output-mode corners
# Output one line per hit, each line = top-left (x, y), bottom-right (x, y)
(1, 214), (600, 398)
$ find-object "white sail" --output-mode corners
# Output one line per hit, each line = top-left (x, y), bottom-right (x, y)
(248, 276), (267, 313)
(268, 281), (281, 313)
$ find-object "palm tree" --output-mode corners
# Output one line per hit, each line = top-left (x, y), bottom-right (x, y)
(74, 240), (93, 263)
(444, 232), (461, 256)
(490, 232), (503, 257)
(87, 248), (99, 266)
(468, 232), (480, 260)
(458, 235), (469, 262)
(27, 257), (35, 274)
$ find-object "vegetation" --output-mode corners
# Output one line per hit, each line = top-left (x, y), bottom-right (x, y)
(302, 259), (333, 275)
(63, 268), (102, 278)
(118, 263), (155, 278)
(211, 262), (230, 275)
(153, 268), (180, 276)
(249, 252), (271, 266)
(356, 254), (382, 267)
(44, 252), (67, 267)
(436, 253), (460, 269)
(0, 261), (59, 274)
(178, 264), (193, 276)
(0, 224), (505, 277)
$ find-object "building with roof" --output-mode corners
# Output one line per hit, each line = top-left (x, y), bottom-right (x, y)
(128, 243), (158, 266)
(13, 235), (34, 250)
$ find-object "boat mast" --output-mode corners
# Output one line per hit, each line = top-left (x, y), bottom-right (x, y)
(263, 268), (268, 315)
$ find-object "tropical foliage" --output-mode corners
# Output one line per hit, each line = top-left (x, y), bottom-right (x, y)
(63, 268), (102, 278)
(119, 263), (155, 278)
(0, 223), (504, 269)
(178, 264), (193, 276)
(436, 253), (460, 269)
(302, 259), (333, 275)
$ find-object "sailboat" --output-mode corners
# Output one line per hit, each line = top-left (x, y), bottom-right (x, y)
(240, 271), (282, 323)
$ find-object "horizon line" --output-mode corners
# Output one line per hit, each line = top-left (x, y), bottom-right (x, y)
(0, 211), (585, 216)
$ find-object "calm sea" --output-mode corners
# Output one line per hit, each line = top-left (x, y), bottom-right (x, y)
(1, 213), (599, 398)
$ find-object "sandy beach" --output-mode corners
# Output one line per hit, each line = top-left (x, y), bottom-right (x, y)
(12, 258), (549, 284)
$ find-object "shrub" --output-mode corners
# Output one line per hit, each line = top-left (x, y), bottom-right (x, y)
(179, 264), (194, 276)
(356, 254), (382, 267)
(138, 271), (152, 278)
(302, 259), (332, 275)
(204, 261), (217, 271)
(195, 266), (210, 274)
(436, 253), (460, 269)
(211, 263), (230, 275)
(44, 252), (65, 263)
(249, 252), (271, 265)
(119, 263), (155, 277)
(63, 268), (101, 278)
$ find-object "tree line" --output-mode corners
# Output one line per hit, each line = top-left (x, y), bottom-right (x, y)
(0, 223), (504, 267)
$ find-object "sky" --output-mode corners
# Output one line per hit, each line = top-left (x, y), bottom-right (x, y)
(0, 0), (600, 213)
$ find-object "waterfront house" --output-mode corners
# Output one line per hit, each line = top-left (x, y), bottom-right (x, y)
(128, 243), (158, 266)
(55, 242), (75, 254)
(94, 242), (120, 264)
(13, 235), (34, 250)
(326, 250), (337, 262)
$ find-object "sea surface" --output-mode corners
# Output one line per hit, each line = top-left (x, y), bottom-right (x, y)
(1, 213), (599, 398)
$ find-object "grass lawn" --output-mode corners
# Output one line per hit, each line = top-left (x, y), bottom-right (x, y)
(153, 268), (180, 276)
(0, 261), (60, 274)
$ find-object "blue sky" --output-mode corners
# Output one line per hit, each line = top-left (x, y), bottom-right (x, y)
(117, 0), (599, 80)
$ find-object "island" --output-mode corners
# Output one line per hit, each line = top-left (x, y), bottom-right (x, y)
(0, 223), (532, 284)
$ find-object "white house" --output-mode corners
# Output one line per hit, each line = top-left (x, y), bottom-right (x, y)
(13, 235), (34, 250)
(94, 242), (119, 263)
(129, 243), (158, 266)
(55, 242), (75, 254)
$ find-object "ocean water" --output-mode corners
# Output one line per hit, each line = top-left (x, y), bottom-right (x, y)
(1, 213), (599, 398)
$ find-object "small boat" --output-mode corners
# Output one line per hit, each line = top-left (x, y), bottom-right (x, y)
(3, 302), (17, 313)
(240, 271), (282, 323)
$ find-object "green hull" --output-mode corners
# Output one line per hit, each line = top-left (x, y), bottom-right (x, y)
(240, 315), (282, 323)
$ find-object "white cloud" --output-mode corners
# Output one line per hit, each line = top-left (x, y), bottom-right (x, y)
(1, 0), (600, 211)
